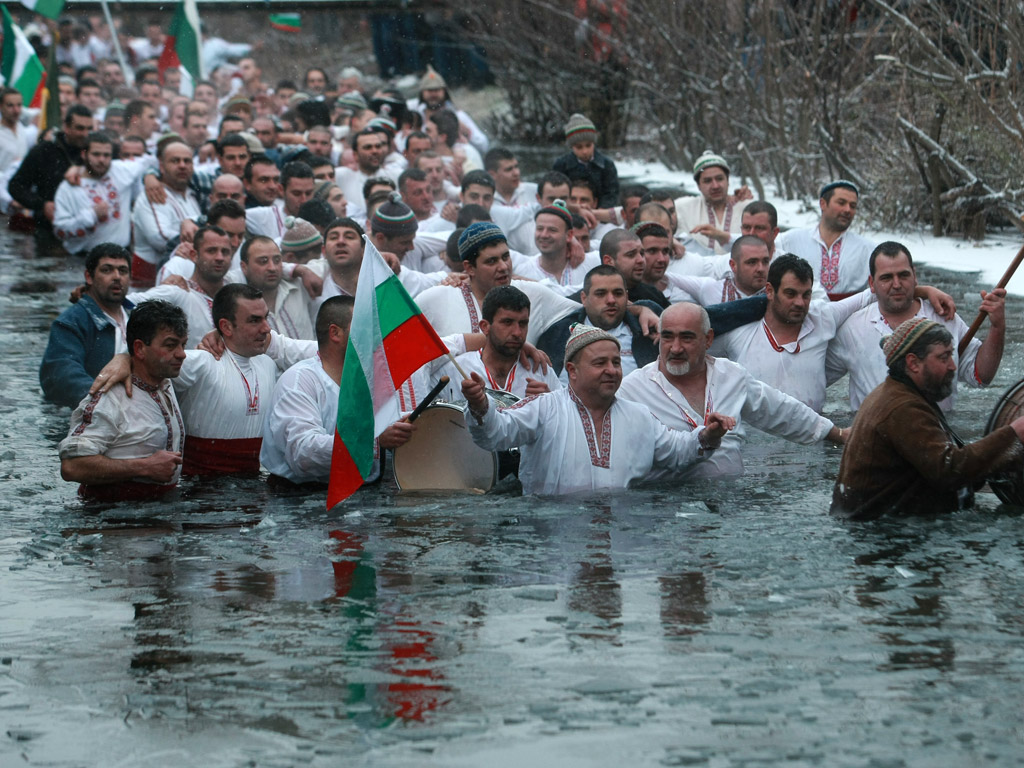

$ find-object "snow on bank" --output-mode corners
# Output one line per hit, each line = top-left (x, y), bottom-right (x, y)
(615, 159), (1024, 297)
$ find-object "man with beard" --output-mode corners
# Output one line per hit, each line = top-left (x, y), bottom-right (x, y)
(438, 286), (560, 401)
(132, 140), (201, 287)
(241, 236), (314, 341)
(827, 241), (1006, 412)
(776, 180), (874, 300)
(831, 318), (1024, 520)
(58, 300), (187, 502)
(619, 302), (843, 480)
(41, 244), (134, 407)
(721, 254), (953, 412)
(9, 105), (91, 240)
(53, 132), (151, 254)
(537, 264), (657, 379)
(462, 322), (735, 495)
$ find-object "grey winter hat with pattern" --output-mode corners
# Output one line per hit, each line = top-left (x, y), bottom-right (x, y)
(564, 113), (597, 147)
(692, 150), (730, 182)
(281, 217), (323, 252)
(564, 322), (620, 366)
(371, 191), (417, 237)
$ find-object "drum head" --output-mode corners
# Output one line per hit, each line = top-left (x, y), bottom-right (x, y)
(984, 378), (1024, 506)
(393, 403), (497, 493)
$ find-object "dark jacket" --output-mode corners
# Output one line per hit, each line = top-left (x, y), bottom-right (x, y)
(538, 306), (657, 376)
(830, 375), (1022, 520)
(39, 294), (134, 408)
(8, 132), (84, 218)
(552, 149), (620, 209)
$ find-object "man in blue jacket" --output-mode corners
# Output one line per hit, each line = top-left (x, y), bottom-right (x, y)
(40, 243), (133, 407)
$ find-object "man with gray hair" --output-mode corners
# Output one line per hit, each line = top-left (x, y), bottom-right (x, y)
(831, 317), (1024, 520)
(619, 302), (843, 479)
(462, 321), (735, 495)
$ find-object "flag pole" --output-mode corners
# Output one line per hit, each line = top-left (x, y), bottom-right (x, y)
(445, 351), (470, 381)
(98, 0), (133, 87)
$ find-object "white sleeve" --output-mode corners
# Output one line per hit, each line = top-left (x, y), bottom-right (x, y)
(650, 411), (705, 471)
(265, 330), (318, 371)
(53, 185), (97, 237)
(741, 370), (833, 443)
(399, 267), (444, 297)
(467, 394), (546, 450)
(132, 198), (178, 254)
(268, 378), (334, 480)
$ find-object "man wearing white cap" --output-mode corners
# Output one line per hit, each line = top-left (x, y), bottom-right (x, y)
(462, 321), (734, 495)
(674, 150), (752, 256)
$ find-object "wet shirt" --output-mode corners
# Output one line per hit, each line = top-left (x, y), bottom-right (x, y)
(775, 226), (875, 297)
(674, 196), (750, 255)
(131, 187), (202, 266)
(618, 357), (833, 479)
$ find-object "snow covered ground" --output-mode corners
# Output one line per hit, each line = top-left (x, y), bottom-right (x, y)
(615, 159), (1024, 297)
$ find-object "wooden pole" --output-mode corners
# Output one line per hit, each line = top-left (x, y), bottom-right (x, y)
(958, 241), (1024, 355)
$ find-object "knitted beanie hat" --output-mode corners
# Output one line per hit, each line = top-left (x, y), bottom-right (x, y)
(335, 90), (368, 113)
(693, 150), (730, 182)
(534, 198), (573, 229)
(367, 115), (397, 137)
(564, 322), (620, 366)
(564, 113), (597, 147)
(819, 179), (861, 199)
(881, 317), (941, 367)
(419, 65), (447, 92)
(280, 217), (323, 252)
(371, 191), (417, 237)
(458, 221), (506, 262)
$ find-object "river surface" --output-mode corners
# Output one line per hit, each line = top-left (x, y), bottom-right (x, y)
(2, 224), (1024, 767)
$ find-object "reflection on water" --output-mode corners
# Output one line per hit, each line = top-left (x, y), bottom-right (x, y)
(4, 227), (1024, 765)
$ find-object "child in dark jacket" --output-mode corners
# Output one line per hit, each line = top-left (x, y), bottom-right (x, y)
(551, 113), (620, 210)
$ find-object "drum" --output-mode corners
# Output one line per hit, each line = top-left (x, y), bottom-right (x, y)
(392, 390), (519, 493)
(983, 378), (1024, 506)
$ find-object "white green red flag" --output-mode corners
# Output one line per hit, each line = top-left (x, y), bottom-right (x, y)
(17, 0), (64, 20)
(269, 13), (301, 33)
(327, 237), (449, 508)
(1, 6), (46, 108)
(158, 0), (204, 82)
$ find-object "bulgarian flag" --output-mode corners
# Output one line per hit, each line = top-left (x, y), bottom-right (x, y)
(158, 0), (204, 82)
(327, 238), (449, 508)
(17, 0), (64, 20)
(269, 13), (301, 33)
(1, 6), (46, 108)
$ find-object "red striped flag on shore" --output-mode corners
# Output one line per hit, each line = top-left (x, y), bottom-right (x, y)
(327, 238), (449, 508)
(158, 0), (204, 82)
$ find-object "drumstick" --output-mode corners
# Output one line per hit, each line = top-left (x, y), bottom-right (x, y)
(406, 376), (450, 423)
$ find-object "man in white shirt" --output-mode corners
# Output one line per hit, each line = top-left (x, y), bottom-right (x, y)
(665, 234), (770, 306)
(59, 300), (187, 502)
(827, 240), (1006, 412)
(54, 132), (149, 255)
(461, 323), (734, 495)
(486, 147), (537, 208)
(775, 180), (874, 300)
(674, 150), (752, 255)
(438, 286), (561, 401)
(516, 201), (599, 292)
(335, 127), (389, 215)
(261, 295), (414, 487)
(131, 140), (201, 287)
(0, 88), (35, 214)
(247, 160), (314, 239)
(619, 302), (842, 480)
(241, 236), (315, 341)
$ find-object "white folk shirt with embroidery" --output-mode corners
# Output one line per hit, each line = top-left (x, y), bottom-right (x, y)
(260, 356), (380, 484)
(674, 195), (751, 254)
(172, 350), (282, 439)
(53, 159), (150, 253)
(618, 357), (833, 479)
(516, 253), (601, 297)
(131, 187), (202, 265)
(58, 379), (184, 486)
(467, 386), (709, 495)
(416, 279), (579, 345)
(721, 288), (873, 412)
(826, 301), (983, 412)
(438, 350), (562, 403)
(774, 225), (875, 296)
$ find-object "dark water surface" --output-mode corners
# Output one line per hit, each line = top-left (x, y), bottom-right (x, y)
(3, 225), (1024, 767)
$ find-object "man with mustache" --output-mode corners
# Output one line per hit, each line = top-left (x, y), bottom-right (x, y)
(619, 302), (844, 480)
(775, 180), (874, 300)
(827, 241), (1006, 412)
(831, 318), (1024, 520)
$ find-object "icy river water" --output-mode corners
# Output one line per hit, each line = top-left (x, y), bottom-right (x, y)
(3, 225), (1024, 768)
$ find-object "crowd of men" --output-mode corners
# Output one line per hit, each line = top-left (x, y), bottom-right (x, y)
(12, 18), (1021, 518)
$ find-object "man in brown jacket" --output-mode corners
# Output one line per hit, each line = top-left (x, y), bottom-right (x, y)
(831, 317), (1024, 520)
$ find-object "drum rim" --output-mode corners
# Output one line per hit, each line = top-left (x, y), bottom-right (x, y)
(392, 402), (499, 492)
(984, 378), (1024, 435)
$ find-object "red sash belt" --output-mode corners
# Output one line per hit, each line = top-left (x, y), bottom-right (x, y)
(131, 254), (158, 289)
(79, 481), (177, 502)
(183, 435), (263, 476)
(827, 291), (857, 301)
